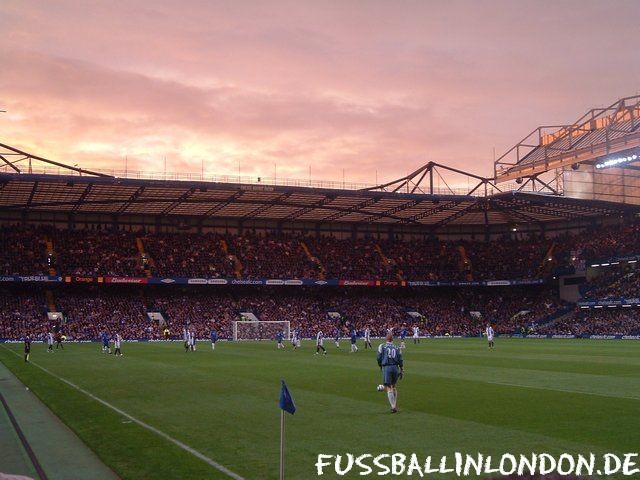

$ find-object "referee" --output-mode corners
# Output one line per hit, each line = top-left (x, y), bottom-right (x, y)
(24, 336), (31, 362)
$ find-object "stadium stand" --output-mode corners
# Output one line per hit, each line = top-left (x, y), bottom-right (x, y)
(539, 309), (640, 336)
(0, 284), (571, 340)
(0, 220), (638, 281)
(0, 219), (639, 341)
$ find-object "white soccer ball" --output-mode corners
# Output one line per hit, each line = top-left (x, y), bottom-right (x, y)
(376, 384), (385, 392)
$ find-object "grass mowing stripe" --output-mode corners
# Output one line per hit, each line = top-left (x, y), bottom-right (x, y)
(262, 353), (640, 401)
(3, 339), (638, 479)
(1, 345), (245, 480)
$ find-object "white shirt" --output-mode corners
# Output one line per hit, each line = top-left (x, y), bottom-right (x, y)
(413, 326), (419, 337)
(316, 331), (323, 345)
(486, 327), (494, 339)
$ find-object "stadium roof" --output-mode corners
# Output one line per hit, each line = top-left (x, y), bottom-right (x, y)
(1, 173), (638, 228)
(2, 95), (640, 228)
(495, 95), (640, 182)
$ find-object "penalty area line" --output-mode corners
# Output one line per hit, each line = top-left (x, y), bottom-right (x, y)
(0, 345), (245, 480)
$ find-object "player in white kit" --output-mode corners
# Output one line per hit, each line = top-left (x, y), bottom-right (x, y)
(364, 327), (372, 349)
(183, 328), (189, 352)
(189, 330), (197, 351)
(47, 331), (54, 352)
(114, 333), (123, 356)
(315, 330), (327, 355)
(412, 325), (420, 344)
(485, 324), (495, 349)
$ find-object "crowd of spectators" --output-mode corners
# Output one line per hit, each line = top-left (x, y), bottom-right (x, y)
(0, 226), (51, 276)
(54, 229), (143, 277)
(0, 285), (568, 341)
(582, 264), (640, 300)
(0, 227), (554, 281)
(1, 220), (639, 281)
(55, 288), (148, 339)
(554, 221), (640, 265)
(143, 232), (235, 278)
(305, 237), (396, 279)
(462, 237), (550, 281)
(384, 239), (461, 281)
(228, 233), (318, 278)
(0, 221), (638, 343)
(0, 287), (49, 339)
(540, 309), (640, 336)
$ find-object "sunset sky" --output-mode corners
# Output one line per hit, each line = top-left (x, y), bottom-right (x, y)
(2, 0), (640, 185)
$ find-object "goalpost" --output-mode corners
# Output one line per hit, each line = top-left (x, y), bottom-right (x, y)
(233, 320), (291, 342)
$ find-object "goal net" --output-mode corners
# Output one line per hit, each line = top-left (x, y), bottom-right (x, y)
(232, 320), (290, 341)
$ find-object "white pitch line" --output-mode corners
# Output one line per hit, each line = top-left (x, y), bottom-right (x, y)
(486, 379), (640, 401)
(1, 345), (245, 480)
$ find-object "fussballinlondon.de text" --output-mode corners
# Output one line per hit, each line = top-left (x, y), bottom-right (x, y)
(315, 452), (639, 477)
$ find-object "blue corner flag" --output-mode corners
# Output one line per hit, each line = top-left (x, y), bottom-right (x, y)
(279, 380), (296, 415)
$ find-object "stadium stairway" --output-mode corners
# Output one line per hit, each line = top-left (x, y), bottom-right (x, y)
(374, 244), (403, 281)
(44, 237), (56, 276)
(534, 304), (575, 329)
(220, 239), (243, 278)
(538, 242), (557, 278)
(136, 237), (155, 277)
(300, 241), (326, 279)
(45, 290), (56, 312)
(458, 245), (473, 281)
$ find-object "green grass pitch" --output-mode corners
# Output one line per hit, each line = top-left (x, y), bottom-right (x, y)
(1, 339), (639, 479)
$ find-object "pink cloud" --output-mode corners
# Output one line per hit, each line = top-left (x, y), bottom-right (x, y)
(1, 0), (639, 185)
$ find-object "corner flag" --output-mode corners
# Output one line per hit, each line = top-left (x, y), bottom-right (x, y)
(279, 380), (296, 415)
(279, 380), (295, 479)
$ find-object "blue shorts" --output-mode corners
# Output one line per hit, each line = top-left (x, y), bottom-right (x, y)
(382, 365), (399, 386)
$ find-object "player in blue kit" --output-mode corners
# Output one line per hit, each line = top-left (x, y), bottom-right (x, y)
(101, 331), (111, 354)
(334, 328), (341, 348)
(399, 328), (407, 349)
(210, 330), (218, 350)
(277, 331), (285, 349)
(349, 328), (358, 353)
(376, 332), (404, 413)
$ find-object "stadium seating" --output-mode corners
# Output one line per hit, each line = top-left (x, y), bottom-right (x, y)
(0, 226), (51, 276)
(0, 286), (566, 340)
(1, 220), (639, 341)
(539, 309), (640, 336)
(0, 220), (637, 281)
(582, 264), (639, 299)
